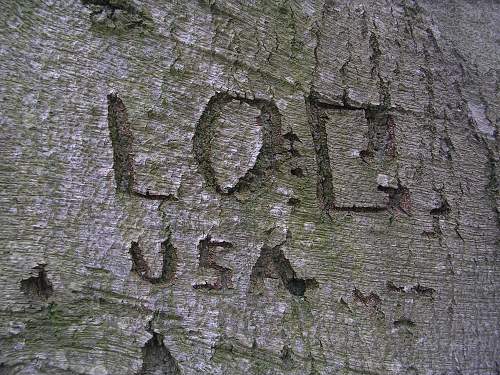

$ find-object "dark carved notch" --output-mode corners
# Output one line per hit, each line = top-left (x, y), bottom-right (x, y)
(193, 236), (234, 291)
(107, 93), (135, 193)
(193, 93), (283, 195)
(129, 233), (177, 284)
(250, 245), (318, 297)
(306, 96), (335, 210)
(20, 264), (53, 300)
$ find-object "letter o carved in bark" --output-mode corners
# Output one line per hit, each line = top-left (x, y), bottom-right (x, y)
(193, 93), (283, 194)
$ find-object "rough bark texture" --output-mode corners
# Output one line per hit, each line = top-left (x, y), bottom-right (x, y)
(1, 0), (499, 374)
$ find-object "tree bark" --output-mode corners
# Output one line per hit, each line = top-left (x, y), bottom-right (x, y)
(1, 0), (498, 374)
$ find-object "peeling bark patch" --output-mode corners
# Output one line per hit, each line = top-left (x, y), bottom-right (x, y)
(193, 93), (283, 195)
(140, 332), (181, 375)
(193, 236), (233, 291)
(467, 101), (496, 139)
(129, 234), (177, 284)
(20, 264), (53, 300)
(107, 93), (135, 193)
(82, 0), (153, 32)
(250, 245), (318, 296)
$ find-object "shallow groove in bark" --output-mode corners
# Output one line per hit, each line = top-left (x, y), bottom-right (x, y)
(132, 190), (177, 202)
(387, 281), (436, 298)
(394, 318), (416, 328)
(485, 146), (500, 226)
(364, 109), (396, 160)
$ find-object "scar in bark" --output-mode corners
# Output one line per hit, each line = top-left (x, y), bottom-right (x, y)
(20, 264), (53, 300)
(140, 327), (181, 374)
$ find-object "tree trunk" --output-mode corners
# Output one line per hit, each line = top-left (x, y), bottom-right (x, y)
(1, 1), (498, 374)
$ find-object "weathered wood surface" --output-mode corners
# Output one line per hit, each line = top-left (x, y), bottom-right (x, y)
(0, 0), (498, 374)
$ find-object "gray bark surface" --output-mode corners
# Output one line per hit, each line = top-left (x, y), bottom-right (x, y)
(0, 0), (499, 374)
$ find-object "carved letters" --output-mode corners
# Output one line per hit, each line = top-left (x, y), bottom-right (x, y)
(306, 93), (409, 214)
(193, 93), (283, 194)
(108, 91), (409, 294)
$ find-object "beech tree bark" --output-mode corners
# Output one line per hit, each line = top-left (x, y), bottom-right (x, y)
(1, 1), (499, 374)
